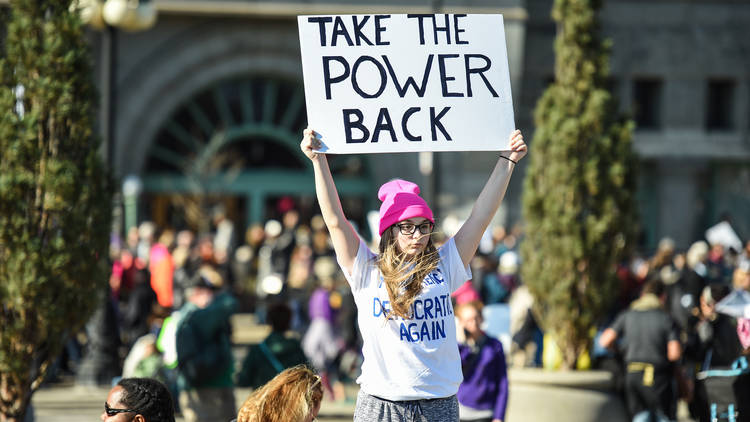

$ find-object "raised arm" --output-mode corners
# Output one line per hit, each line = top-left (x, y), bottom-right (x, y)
(454, 130), (527, 266)
(300, 128), (360, 273)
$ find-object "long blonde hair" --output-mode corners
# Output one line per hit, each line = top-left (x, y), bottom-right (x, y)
(378, 226), (440, 319)
(236, 365), (323, 422)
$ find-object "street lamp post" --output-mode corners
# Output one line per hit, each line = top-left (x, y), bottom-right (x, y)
(68, 1), (158, 388)
(102, 24), (117, 169)
(76, 0), (157, 170)
(71, 0), (158, 388)
(75, 0), (157, 235)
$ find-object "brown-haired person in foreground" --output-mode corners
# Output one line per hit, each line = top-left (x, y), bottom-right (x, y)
(234, 365), (324, 422)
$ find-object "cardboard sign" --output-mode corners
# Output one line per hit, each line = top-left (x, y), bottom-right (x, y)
(298, 14), (515, 154)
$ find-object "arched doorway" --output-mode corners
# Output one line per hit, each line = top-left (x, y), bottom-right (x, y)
(139, 75), (373, 236)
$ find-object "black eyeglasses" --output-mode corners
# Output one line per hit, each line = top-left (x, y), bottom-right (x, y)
(105, 402), (139, 417)
(396, 222), (434, 236)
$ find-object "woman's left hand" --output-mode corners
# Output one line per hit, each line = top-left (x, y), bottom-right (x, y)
(505, 129), (527, 163)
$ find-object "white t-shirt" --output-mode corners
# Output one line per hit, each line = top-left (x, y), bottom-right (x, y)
(339, 237), (471, 400)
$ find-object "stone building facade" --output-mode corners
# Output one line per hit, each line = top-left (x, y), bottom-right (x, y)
(92, 0), (749, 250)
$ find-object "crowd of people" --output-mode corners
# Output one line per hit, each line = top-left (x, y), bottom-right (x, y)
(78, 127), (526, 422)
(77, 200), (749, 422)
(67, 129), (748, 422)
(93, 202), (360, 421)
(85, 208), (525, 420)
(92, 209), (527, 420)
(599, 235), (750, 422)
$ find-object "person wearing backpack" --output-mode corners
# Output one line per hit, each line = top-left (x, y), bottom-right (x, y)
(176, 271), (237, 422)
(237, 302), (308, 389)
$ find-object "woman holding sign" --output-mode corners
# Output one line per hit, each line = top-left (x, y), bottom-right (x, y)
(300, 127), (526, 421)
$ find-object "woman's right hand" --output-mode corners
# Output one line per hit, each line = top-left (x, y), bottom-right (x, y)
(300, 127), (321, 161)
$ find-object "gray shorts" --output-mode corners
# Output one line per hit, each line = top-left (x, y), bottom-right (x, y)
(353, 389), (459, 422)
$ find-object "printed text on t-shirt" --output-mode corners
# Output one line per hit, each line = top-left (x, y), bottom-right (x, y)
(372, 293), (453, 342)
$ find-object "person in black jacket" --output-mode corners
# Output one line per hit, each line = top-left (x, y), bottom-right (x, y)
(600, 279), (682, 420)
(175, 272), (237, 422)
(121, 268), (158, 349)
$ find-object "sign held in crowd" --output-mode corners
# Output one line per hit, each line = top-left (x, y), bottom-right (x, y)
(298, 14), (515, 154)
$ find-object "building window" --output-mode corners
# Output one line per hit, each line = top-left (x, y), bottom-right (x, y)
(706, 79), (735, 131)
(633, 78), (662, 130)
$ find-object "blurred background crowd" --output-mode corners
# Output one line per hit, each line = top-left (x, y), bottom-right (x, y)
(45, 194), (749, 421)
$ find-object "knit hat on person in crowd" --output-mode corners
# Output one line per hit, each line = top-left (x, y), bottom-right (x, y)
(378, 179), (434, 236)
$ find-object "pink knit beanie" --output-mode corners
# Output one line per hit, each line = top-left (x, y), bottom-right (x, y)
(378, 179), (434, 236)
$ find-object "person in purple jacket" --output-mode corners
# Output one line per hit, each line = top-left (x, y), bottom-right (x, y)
(456, 300), (509, 422)
(302, 257), (343, 401)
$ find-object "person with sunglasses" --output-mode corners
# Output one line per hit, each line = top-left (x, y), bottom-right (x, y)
(300, 128), (526, 421)
(102, 377), (175, 422)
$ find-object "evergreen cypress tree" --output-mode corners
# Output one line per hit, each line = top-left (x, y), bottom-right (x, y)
(521, 0), (637, 369)
(0, 1), (111, 419)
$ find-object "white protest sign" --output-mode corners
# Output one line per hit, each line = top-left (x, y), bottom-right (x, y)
(298, 14), (515, 154)
(705, 221), (743, 252)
